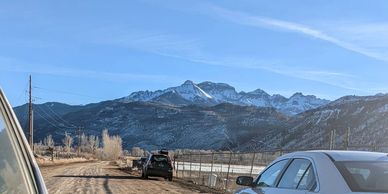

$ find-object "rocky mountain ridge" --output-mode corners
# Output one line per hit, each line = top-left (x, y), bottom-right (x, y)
(13, 92), (388, 151)
(120, 80), (330, 115)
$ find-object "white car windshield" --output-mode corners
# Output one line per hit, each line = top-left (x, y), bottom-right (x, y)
(336, 161), (388, 193)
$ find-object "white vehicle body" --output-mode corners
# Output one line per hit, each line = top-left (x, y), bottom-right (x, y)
(235, 150), (388, 194)
(0, 89), (47, 193)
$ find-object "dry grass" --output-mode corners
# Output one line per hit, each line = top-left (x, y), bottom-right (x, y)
(36, 156), (95, 167)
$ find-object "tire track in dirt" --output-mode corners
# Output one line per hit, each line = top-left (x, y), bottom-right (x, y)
(40, 161), (211, 194)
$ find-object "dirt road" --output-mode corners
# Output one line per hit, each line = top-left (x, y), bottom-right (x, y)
(40, 161), (210, 194)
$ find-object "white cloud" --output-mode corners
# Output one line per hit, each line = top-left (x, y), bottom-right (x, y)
(322, 22), (388, 56)
(82, 25), (375, 92)
(210, 6), (388, 62)
(182, 55), (388, 94)
(153, 53), (364, 92)
(86, 27), (202, 58)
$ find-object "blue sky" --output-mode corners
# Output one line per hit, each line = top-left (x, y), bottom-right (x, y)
(1, 0), (388, 106)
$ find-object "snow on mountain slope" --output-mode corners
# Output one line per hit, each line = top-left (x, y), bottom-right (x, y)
(167, 80), (213, 101)
(277, 94), (388, 149)
(151, 90), (192, 106)
(239, 89), (272, 107)
(276, 92), (330, 115)
(120, 80), (330, 114)
(14, 88), (388, 152)
(197, 81), (240, 103)
(121, 90), (164, 102)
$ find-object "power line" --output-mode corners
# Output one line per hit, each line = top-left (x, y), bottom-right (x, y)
(33, 86), (103, 100)
(35, 110), (80, 132)
(31, 97), (77, 128)
(35, 105), (62, 124)
(14, 79), (29, 106)
(16, 80), (83, 136)
(43, 103), (76, 127)
(35, 105), (74, 128)
(33, 96), (78, 129)
(34, 111), (70, 130)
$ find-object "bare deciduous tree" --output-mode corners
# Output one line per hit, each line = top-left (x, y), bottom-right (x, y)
(87, 135), (100, 153)
(43, 134), (54, 148)
(102, 129), (123, 160)
(80, 133), (88, 152)
(62, 132), (73, 153)
(131, 147), (145, 157)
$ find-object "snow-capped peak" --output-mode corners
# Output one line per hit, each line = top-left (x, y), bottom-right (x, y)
(197, 81), (239, 102)
(248, 89), (270, 97)
(120, 81), (330, 114)
(182, 80), (195, 85)
(290, 92), (304, 98)
(169, 80), (213, 100)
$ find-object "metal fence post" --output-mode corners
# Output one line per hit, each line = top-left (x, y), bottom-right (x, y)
(373, 142), (377, 151)
(261, 152), (264, 165)
(329, 130), (332, 150)
(225, 152), (232, 191)
(345, 127), (350, 150)
(176, 160), (179, 178)
(330, 129), (336, 150)
(249, 152), (256, 176)
(210, 152), (214, 175)
(199, 153), (202, 181)
(333, 129), (336, 149)
(189, 154), (192, 178)
(182, 155), (185, 178)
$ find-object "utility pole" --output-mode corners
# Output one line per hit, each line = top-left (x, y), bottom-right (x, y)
(28, 75), (34, 152)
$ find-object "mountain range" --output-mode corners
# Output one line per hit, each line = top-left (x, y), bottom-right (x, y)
(12, 81), (388, 151)
(119, 80), (330, 115)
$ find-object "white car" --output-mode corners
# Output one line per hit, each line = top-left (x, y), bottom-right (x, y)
(235, 150), (388, 194)
(0, 89), (47, 193)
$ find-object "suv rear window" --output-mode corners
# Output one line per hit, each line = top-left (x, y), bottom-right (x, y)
(336, 161), (388, 193)
(152, 155), (169, 163)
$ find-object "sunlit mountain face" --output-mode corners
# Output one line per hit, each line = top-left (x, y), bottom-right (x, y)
(14, 81), (388, 151)
(120, 80), (329, 115)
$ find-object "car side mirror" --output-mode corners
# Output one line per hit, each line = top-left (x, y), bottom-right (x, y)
(236, 176), (254, 186)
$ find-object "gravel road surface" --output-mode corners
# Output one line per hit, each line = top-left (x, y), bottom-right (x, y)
(40, 161), (210, 194)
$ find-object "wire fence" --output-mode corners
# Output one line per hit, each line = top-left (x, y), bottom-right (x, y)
(173, 144), (388, 193)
